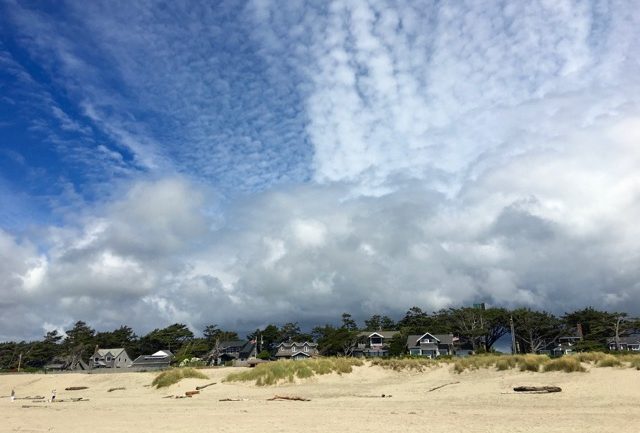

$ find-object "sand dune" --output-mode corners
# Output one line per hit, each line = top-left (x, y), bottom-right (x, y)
(2, 363), (639, 432)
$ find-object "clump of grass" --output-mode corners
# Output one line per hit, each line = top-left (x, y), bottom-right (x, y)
(223, 358), (364, 386)
(542, 357), (586, 373)
(495, 357), (516, 371)
(574, 352), (607, 364)
(629, 358), (640, 370)
(152, 367), (208, 388)
(370, 358), (436, 372)
(517, 355), (544, 372)
(596, 354), (622, 367)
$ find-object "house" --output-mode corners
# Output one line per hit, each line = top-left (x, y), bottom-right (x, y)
(406, 333), (454, 358)
(206, 340), (257, 365)
(130, 350), (174, 370)
(608, 332), (640, 351)
(353, 331), (399, 357)
(89, 348), (132, 369)
(274, 341), (319, 360)
(44, 356), (89, 372)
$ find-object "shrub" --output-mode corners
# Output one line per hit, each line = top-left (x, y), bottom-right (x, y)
(152, 368), (208, 388)
(518, 355), (544, 372)
(543, 357), (586, 373)
(596, 355), (621, 367)
(223, 358), (364, 386)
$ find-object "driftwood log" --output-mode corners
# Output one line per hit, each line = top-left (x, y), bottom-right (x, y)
(513, 386), (562, 393)
(267, 395), (310, 402)
(185, 390), (200, 397)
(428, 381), (460, 392)
(65, 386), (88, 391)
(108, 387), (126, 392)
(219, 398), (248, 402)
(195, 382), (217, 390)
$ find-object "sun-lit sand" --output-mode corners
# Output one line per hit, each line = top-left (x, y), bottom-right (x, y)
(2, 362), (639, 433)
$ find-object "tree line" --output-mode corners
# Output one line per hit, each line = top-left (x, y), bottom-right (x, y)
(0, 306), (637, 370)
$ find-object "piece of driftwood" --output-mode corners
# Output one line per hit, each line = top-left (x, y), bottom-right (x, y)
(108, 387), (126, 392)
(428, 381), (460, 392)
(513, 386), (562, 393)
(65, 386), (88, 391)
(162, 395), (174, 399)
(267, 395), (310, 402)
(185, 390), (200, 397)
(15, 396), (45, 400)
(22, 405), (49, 408)
(195, 382), (217, 390)
(52, 397), (89, 403)
(219, 398), (248, 401)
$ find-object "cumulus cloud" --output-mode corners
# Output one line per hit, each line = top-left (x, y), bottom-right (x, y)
(1, 1), (640, 340)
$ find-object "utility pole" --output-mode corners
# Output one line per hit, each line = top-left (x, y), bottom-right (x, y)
(510, 316), (517, 355)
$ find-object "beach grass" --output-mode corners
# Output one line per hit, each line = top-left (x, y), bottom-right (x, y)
(542, 356), (586, 372)
(151, 367), (208, 388)
(223, 358), (364, 386)
(370, 357), (438, 372)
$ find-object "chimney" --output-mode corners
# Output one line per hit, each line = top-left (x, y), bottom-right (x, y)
(576, 323), (583, 340)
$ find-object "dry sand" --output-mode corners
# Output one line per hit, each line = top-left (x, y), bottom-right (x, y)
(2, 362), (639, 433)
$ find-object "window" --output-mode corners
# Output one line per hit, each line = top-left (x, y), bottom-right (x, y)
(304, 346), (308, 352)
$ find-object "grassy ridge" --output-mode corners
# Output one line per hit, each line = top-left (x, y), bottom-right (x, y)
(223, 358), (364, 386)
(152, 367), (208, 388)
(372, 352), (640, 374)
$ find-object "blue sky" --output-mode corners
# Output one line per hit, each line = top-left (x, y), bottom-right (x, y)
(1, 0), (640, 340)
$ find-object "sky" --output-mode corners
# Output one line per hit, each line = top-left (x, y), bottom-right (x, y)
(1, 0), (639, 341)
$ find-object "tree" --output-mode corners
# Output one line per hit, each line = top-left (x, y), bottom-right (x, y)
(512, 308), (563, 353)
(63, 321), (96, 361)
(341, 313), (358, 332)
(563, 307), (624, 351)
(312, 325), (359, 356)
(364, 314), (397, 331)
(138, 323), (193, 354)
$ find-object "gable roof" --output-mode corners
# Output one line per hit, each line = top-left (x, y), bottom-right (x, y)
(95, 348), (127, 358)
(357, 331), (400, 339)
(406, 333), (454, 347)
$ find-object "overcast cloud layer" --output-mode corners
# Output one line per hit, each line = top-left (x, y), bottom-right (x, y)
(1, 0), (639, 340)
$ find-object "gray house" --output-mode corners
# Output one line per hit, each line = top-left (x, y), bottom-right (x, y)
(406, 333), (454, 358)
(608, 333), (640, 351)
(131, 350), (174, 370)
(275, 341), (319, 360)
(44, 356), (89, 372)
(89, 348), (132, 369)
(206, 340), (257, 365)
(353, 331), (400, 357)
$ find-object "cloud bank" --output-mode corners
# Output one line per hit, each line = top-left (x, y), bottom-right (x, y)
(1, 0), (639, 339)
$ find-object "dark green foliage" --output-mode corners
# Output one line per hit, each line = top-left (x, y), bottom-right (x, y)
(512, 308), (563, 353)
(312, 325), (358, 356)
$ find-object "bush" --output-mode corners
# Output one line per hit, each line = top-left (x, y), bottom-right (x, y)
(224, 358), (364, 386)
(543, 357), (586, 373)
(596, 355), (621, 367)
(151, 368), (208, 388)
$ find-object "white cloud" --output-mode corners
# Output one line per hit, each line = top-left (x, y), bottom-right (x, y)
(1, 1), (640, 340)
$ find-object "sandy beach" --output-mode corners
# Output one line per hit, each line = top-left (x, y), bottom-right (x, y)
(2, 363), (639, 433)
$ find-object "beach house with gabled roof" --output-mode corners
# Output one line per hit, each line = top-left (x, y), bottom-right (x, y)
(275, 341), (319, 360)
(89, 348), (132, 369)
(406, 332), (454, 358)
(353, 331), (400, 357)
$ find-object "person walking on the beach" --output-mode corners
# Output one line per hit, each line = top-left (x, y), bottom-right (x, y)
(50, 389), (56, 403)
(10, 389), (15, 402)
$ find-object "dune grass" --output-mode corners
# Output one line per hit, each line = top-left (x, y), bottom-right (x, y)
(151, 367), (208, 388)
(542, 356), (586, 372)
(223, 358), (364, 386)
(370, 357), (438, 372)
